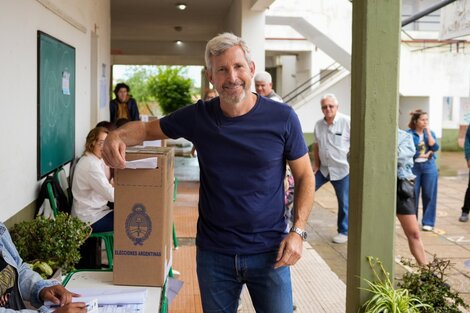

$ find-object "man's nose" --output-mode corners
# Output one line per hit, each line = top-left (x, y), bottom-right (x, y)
(226, 68), (238, 82)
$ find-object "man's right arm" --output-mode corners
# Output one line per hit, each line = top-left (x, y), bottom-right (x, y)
(103, 119), (168, 169)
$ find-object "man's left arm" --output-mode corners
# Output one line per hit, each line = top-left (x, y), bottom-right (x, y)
(274, 154), (315, 268)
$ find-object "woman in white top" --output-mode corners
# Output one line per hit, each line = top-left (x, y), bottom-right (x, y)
(72, 127), (114, 232)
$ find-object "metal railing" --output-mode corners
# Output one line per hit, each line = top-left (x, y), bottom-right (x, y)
(283, 62), (344, 104)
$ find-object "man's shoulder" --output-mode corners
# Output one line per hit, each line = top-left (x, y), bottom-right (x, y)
(336, 112), (350, 122)
(268, 91), (283, 102)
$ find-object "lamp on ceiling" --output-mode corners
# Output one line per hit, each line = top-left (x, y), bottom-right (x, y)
(175, 40), (183, 45)
(175, 3), (187, 10)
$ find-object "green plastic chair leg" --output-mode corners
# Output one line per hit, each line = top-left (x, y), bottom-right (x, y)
(172, 223), (178, 249)
(89, 231), (114, 269)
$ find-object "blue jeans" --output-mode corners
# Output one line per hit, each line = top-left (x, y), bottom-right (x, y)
(315, 171), (349, 235)
(412, 159), (438, 227)
(91, 211), (114, 232)
(196, 248), (293, 313)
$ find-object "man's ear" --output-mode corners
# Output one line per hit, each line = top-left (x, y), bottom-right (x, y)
(205, 68), (213, 84)
(249, 61), (256, 77)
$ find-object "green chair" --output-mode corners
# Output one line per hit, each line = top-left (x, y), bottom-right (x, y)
(89, 231), (114, 269)
(54, 166), (114, 269)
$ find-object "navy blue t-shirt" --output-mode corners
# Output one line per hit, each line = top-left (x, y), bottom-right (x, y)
(160, 95), (307, 254)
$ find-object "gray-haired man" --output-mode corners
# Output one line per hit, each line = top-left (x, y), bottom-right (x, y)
(103, 33), (315, 313)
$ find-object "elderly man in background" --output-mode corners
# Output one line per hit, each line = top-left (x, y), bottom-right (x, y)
(254, 71), (283, 102)
(313, 94), (350, 244)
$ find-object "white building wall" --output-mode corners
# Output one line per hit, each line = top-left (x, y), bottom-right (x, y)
(0, 0), (111, 221)
(279, 55), (296, 97)
(400, 47), (470, 97)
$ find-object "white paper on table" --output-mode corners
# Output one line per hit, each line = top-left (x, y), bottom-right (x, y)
(125, 157), (157, 169)
(45, 288), (148, 305)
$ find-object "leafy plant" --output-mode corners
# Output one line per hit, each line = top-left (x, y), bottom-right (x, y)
(148, 66), (193, 115)
(119, 65), (158, 104)
(361, 256), (430, 313)
(398, 256), (469, 312)
(10, 213), (91, 276)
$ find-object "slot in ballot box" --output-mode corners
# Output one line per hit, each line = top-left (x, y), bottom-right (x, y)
(114, 147), (174, 287)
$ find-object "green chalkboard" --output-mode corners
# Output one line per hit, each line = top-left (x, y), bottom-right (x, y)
(37, 32), (75, 179)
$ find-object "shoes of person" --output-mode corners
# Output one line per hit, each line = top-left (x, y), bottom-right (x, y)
(332, 233), (348, 244)
(422, 225), (433, 231)
(459, 212), (469, 222)
(293, 304), (297, 311)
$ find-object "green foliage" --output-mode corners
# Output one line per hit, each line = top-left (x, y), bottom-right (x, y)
(148, 66), (193, 115)
(10, 213), (91, 276)
(361, 257), (430, 313)
(398, 256), (469, 312)
(119, 66), (158, 104)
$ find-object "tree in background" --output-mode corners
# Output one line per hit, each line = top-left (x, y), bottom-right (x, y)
(148, 66), (193, 115)
(122, 66), (157, 104)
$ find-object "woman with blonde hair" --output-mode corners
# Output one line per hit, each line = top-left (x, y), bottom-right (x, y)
(72, 127), (114, 233)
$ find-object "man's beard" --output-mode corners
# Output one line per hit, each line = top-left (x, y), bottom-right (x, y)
(220, 82), (247, 106)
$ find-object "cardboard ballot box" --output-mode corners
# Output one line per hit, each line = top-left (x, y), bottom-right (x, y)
(113, 147), (174, 287)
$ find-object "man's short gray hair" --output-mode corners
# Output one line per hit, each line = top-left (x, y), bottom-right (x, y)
(321, 93), (338, 105)
(205, 32), (252, 72)
(254, 71), (272, 84)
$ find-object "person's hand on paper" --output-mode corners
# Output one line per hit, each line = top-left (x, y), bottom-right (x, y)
(40, 285), (80, 306)
(103, 131), (127, 169)
(41, 285), (87, 313)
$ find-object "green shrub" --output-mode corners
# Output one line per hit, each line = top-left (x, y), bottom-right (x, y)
(398, 256), (469, 312)
(148, 67), (193, 115)
(10, 213), (91, 276)
(361, 256), (430, 313)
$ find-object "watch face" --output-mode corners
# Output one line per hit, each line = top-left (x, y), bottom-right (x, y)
(291, 227), (307, 240)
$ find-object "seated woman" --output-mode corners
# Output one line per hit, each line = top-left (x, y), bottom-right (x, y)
(72, 126), (114, 233)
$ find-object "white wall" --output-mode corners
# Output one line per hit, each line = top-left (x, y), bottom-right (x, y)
(279, 55), (296, 97)
(400, 47), (470, 97)
(0, 0), (111, 221)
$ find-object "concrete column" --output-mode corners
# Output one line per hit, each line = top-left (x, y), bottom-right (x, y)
(225, 0), (265, 82)
(346, 1), (401, 312)
(240, 0), (265, 73)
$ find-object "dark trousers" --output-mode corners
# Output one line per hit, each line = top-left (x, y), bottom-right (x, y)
(463, 171), (470, 214)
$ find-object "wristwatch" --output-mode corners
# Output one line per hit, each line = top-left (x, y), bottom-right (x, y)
(290, 226), (307, 240)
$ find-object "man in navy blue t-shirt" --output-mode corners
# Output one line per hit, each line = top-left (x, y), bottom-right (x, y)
(103, 32), (315, 313)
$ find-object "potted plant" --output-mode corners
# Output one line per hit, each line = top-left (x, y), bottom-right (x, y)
(360, 256), (430, 313)
(398, 256), (469, 312)
(10, 212), (91, 278)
